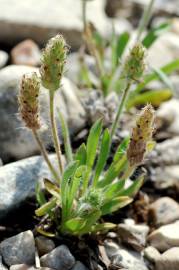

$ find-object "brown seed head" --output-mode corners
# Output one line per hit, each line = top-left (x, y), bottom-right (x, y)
(127, 104), (155, 166)
(18, 72), (41, 130)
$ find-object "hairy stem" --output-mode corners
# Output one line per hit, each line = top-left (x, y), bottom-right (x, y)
(49, 91), (64, 175)
(82, 0), (87, 31)
(32, 129), (60, 183)
(111, 82), (131, 138)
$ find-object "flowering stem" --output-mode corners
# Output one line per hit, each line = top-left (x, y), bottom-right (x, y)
(49, 91), (64, 176)
(111, 82), (131, 138)
(32, 129), (60, 183)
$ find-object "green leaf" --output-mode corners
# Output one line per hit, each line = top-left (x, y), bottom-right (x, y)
(93, 128), (111, 187)
(116, 32), (130, 59)
(133, 59), (179, 94)
(36, 228), (55, 237)
(86, 119), (102, 168)
(58, 109), (73, 163)
(75, 143), (87, 165)
(152, 66), (174, 90)
(126, 89), (172, 109)
(142, 22), (171, 48)
(103, 179), (126, 200)
(119, 175), (144, 197)
(65, 217), (86, 233)
(35, 198), (57, 217)
(68, 165), (88, 212)
(113, 137), (130, 162)
(77, 210), (102, 235)
(43, 178), (60, 199)
(90, 222), (117, 233)
(35, 182), (46, 206)
(101, 196), (132, 215)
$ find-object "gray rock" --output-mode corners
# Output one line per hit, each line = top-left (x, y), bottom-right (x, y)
(35, 236), (55, 257)
(0, 230), (35, 266)
(104, 241), (148, 270)
(0, 65), (85, 161)
(118, 222), (149, 251)
(40, 245), (75, 270)
(149, 138), (179, 166)
(0, 155), (57, 220)
(0, 255), (8, 269)
(0, 50), (8, 69)
(10, 265), (54, 270)
(148, 222), (179, 252)
(155, 247), (179, 270)
(156, 99), (179, 136)
(149, 197), (179, 226)
(0, 0), (120, 49)
(150, 165), (179, 190)
(144, 246), (161, 263)
(71, 261), (88, 270)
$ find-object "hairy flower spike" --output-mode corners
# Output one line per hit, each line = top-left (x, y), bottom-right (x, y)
(19, 72), (40, 130)
(127, 104), (154, 166)
(40, 34), (68, 91)
(123, 43), (146, 81)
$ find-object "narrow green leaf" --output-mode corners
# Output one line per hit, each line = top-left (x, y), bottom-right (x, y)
(103, 179), (126, 200)
(86, 119), (103, 168)
(93, 128), (111, 187)
(126, 89), (172, 109)
(101, 196), (132, 215)
(119, 175), (144, 197)
(116, 32), (130, 59)
(77, 210), (102, 235)
(43, 178), (60, 199)
(152, 66), (174, 90)
(65, 218), (86, 233)
(75, 143), (87, 165)
(58, 109), (73, 163)
(35, 198), (57, 217)
(35, 182), (46, 206)
(36, 228), (55, 237)
(142, 22), (171, 48)
(133, 59), (179, 94)
(90, 222), (117, 233)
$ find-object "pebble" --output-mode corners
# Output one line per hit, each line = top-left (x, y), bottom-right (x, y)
(40, 245), (75, 270)
(148, 222), (179, 252)
(104, 240), (148, 270)
(0, 50), (8, 68)
(0, 155), (57, 220)
(0, 230), (35, 266)
(71, 261), (88, 270)
(10, 266), (54, 270)
(0, 255), (8, 269)
(149, 197), (179, 226)
(155, 247), (179, 270)
(35, 236), (55, 257)
(144, 246), (161, 263)
(11, 39), (41, 66)
(118, 222), (149, 251)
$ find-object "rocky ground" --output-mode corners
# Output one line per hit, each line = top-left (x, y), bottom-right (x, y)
(0, 0), (179, 269)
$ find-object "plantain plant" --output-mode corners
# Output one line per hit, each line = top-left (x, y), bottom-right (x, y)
(18, 34), (155, 237)
(79, 0), (179, 109)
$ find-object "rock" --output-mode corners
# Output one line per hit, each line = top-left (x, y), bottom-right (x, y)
(156, 100), (179, 136)
(155, 247), (179, 270)
(0, 50), (8, 69)
(0, 255), (8, 269)
(118, 222), (149, 251)
(0, 0), (116, 49)
(71, 261), (88, 270)
(0, 65), (85, 162)
(10, 266), (54, 270)
(0, 155), (57, 220)
(35, 236), (55, 257)
(11, 39), (41, 66)
(104, 240), (148, 270)
(150, 165), (179, 190)
(144, 246), (161, 263)
(0, 230), (35, 266)
(149, 138), (179, 166)
(148, 222), (179, 252)
(40, 245), (75, 270)
(149, 197), (179, 226)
